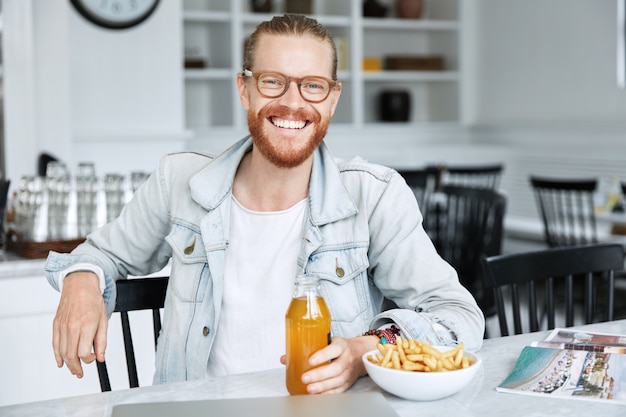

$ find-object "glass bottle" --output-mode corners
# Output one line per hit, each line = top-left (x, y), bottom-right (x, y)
(285, 275), (331, 395)
(75, 162), (97, 238)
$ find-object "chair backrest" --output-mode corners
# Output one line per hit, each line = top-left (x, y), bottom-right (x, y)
(96, 276), (169, 392)
(396, 167), (439, 213)
(481, 243), (623, 337)
(530, 176), (598, 247)
(429, 163), (504, 190)
(428, 185), (507, 315)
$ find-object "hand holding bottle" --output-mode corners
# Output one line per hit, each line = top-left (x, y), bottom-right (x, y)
(281, 334), (380, 394)
(285, 275), (331, 395)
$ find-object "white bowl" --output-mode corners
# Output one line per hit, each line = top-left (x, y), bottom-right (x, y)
(362, 345), (481, 401)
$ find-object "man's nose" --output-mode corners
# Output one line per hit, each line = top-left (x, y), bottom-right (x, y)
(278, 80), (306, 108)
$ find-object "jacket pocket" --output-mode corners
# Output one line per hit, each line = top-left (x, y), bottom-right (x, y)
(166, 224), (208, 302)
(305, 246), (370, 326)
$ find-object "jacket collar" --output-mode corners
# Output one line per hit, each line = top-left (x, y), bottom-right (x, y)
(189, 136), (358, 225)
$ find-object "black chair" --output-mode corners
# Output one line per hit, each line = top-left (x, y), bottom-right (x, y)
(429, 163), (504, 191)
(396, 167), (439, 214)
(428, 185), (507, 316)
(482, 243), (623, 337)
(530, 176), (598, 247)
(96, 276), (169, 392)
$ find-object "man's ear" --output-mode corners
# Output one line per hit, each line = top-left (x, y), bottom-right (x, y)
(328, 83), (343, 117)
(236, 73), (250, 110)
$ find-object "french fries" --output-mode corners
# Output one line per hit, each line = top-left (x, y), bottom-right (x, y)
(366, 337), (474, 372)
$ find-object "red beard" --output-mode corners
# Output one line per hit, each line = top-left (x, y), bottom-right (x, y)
(248, 104), (329, 169)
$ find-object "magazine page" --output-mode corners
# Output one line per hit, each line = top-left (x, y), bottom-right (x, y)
(497, 346), (626, 404)
(531, 328), (626, 354)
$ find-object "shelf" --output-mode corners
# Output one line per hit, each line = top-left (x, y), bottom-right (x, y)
(241, 13), (352, 27)
(182, 10), (231, 22)
(362, 18), (459, 31)
(184, 68), (233, 80)
(181, 0), (462, 134)
(363, 71), (459, 82)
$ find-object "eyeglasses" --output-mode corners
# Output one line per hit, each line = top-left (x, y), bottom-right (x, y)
(243, 69), (338, 103)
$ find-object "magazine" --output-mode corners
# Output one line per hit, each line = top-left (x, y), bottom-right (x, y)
(497, 329), (626, 404)
(531, 328), (626, 354)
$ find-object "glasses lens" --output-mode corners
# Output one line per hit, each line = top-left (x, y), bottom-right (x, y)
(256, 73), (288, 98)
(299, 78), (331, 101)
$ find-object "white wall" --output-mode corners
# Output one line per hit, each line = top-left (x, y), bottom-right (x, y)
(462, 0), (626, 222)
(470, 0), (626, 125)
(2, 0), (187, 184)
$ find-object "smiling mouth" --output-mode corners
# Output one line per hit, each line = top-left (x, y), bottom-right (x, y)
(270, 117), (308, 130)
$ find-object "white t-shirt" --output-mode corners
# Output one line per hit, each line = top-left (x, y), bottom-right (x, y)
(206, 196), (307, 377)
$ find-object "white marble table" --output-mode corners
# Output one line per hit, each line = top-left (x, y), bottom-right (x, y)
(2, 320), (626, 417)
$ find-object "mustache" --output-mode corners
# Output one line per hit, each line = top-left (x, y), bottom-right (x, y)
(260, 104), (321, 123)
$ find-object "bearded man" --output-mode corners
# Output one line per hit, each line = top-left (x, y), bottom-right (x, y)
(45, 14), (484, 395)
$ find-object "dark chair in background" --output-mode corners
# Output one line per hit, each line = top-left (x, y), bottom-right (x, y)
(396, 167), (439, 216)
(96, 276), (169, 392)
(529, 176), (598, 247)
(399, 164), (507, 319)
(482, 243), (622, 337)
(428, 185), (507, 316)
(429, 163), (504, 191)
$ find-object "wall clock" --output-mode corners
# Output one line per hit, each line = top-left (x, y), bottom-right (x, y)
(70, 0), (160, 30)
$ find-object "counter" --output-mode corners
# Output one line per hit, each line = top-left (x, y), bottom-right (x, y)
(0, 251), (46, 280)
(0, 254), (170, 406)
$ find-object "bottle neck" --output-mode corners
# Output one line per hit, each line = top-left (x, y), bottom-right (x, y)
(293, 277), (321, 298)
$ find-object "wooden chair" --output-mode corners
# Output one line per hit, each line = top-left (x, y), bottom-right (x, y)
(428, 185), (507, 316)
(96, 276), (169, 391)
(481, 243), (623, 337)
(529, 176), (598, 247)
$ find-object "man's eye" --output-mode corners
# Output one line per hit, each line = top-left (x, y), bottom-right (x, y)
(302, 81), (326, 92)
(260, 78), (283, 88)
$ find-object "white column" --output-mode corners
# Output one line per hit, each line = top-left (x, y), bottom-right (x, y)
(2, 0), (38, 181)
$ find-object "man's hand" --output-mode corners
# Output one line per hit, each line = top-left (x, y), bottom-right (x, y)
(52, 271), (108, 378)
(280, 335), (379, 394)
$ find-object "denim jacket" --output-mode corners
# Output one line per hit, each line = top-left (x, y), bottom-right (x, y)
(45, 137), (484, 384)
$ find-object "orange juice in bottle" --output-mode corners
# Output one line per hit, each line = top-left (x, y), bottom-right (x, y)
(285, 275), (331, 395)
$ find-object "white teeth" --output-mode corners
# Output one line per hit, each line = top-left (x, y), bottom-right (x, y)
(272, 118), (306, 129)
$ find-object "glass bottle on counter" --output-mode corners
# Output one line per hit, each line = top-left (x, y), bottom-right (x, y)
(285, 275), (331, 395)
(75, 162), (98, 238)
